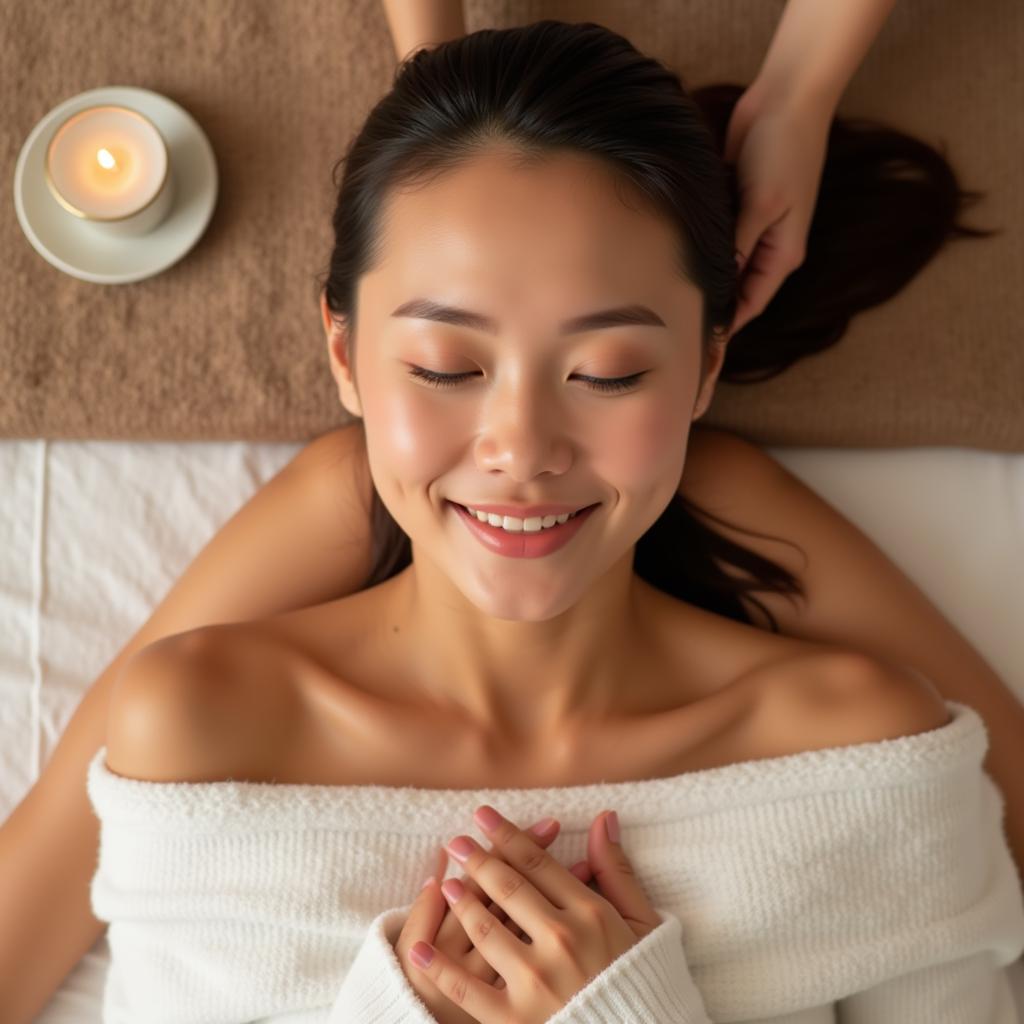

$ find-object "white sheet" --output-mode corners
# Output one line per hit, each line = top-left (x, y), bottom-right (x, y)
(1, 438), (1022, 1021)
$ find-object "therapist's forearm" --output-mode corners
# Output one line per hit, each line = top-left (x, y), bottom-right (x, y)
(753, 0), (898, 113)
(382, 0), (466, 64)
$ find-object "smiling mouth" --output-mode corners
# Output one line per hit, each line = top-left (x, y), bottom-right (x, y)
(450, 501), (598, 531)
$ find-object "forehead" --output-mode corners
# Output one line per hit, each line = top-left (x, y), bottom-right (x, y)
(369, 147), (689, 303)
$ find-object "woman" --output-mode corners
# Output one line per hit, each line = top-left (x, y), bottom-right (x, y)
(81, 19), (1024, 1023)
(2, 13), (1022, 1024)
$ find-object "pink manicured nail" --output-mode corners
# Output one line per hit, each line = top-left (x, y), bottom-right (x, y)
(605, 811), (620, 843)
(411, 941), (434, 967)
(529, 816), (557, 836)
(447, 836), (474, 862)
(441, 878), (464, 903)
(474, 805), (502, 831)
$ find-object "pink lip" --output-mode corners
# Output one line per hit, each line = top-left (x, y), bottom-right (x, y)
(450, 500), (598, 559)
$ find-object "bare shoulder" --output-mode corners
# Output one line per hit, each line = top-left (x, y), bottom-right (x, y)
(283, 419), (373, 538)
(679, 427), (1013, 746)
(682, 425), (787, 497)
(293, 419), (369, 485)
(104, 625), (302, 783)
(750, 649), (953, 758)
(681, 426), (800, 547)
(680, 426), (808, 573)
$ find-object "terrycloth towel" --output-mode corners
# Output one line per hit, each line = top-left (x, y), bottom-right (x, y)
(86, 699), (1024, 1022)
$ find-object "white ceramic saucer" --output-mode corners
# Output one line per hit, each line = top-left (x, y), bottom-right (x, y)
(12, 85), (218, 285)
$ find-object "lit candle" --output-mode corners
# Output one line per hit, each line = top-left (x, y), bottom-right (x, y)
(45, 104), (175, 237)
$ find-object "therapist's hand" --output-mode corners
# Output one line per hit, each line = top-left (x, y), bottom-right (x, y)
(723, 82), (833, 338)
(382, 0), (466, 64)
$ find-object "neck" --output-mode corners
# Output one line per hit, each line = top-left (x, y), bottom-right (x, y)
(370, 549), (655, 746)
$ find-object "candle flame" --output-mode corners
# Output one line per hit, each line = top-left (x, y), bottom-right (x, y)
(96, 147), (117, 171)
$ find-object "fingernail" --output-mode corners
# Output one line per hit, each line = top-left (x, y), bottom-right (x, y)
(441, 878), (464, 903)
(420, 876), (434, 891)
(529, 816), (557, 837)
(605, 811), (620, 843)
(474, 805), (502, 831)
(447, 836), (474, 862)
(410, 941), (434, 968)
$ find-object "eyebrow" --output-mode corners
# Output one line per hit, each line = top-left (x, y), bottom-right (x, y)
(391, 298), (668, 336)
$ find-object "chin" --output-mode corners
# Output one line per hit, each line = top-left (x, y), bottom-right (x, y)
(459, 572), (587, 623)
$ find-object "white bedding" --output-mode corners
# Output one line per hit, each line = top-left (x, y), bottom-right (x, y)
(1, 438), (1022, 1021)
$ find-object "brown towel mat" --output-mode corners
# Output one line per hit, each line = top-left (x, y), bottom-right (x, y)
(3, 0), (1021, 448)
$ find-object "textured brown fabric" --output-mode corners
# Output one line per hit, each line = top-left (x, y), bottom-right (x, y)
(2, 0), (1021, 448)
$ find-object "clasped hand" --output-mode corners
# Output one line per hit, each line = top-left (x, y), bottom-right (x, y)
(392, 804), (662, 1024)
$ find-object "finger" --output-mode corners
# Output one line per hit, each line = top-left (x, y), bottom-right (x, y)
(437, 892), (518, 970)
(730, 187), (786, 322)
(410, 909), (508, 1024)
(731, 215), (805, 336)
(439, 875), (526, 995)
(434, 816), (561, 959)
(730, 240), (785, 336)
(426, 844), (447, 888)
(445, 805), (587, 943)
(733, 200), (780, 282)
(444, 816), (560, 925)
(569, 859), (594, 885)
(426, 875), (521, 995)
(586, 810), (660, 936)
(395, 873), (452, 972)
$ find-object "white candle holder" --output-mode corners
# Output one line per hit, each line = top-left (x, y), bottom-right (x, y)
(45, 104), (176, 238)
(13, 85), (218, 284)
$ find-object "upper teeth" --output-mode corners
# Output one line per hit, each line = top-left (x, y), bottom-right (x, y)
(462, 505), (584, 532)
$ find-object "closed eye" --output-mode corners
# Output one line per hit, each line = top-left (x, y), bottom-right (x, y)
(406, 366), (649, 394)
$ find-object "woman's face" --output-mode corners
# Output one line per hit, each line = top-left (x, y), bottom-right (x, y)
(322, 145), (726, 620)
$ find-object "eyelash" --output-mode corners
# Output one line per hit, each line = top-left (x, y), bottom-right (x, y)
(407, 366), (649, 394)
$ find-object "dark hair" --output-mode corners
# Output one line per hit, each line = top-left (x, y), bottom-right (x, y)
(316, 20), (995, 630)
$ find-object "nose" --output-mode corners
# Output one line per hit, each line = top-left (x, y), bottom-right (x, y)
(475, 377), (573, 480)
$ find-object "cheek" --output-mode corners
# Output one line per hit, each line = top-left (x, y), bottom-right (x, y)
(366, 387), (464, 484)
(587, 399), (692, 500)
